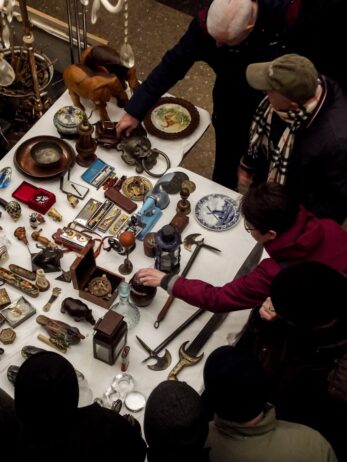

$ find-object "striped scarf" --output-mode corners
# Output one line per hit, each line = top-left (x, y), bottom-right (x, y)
(247, 81), (325, 184)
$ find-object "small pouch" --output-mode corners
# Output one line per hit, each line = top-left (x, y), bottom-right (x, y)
(105, 187), (137, 214)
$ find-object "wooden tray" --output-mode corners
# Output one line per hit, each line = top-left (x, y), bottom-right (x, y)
(14, 135), (75, 180)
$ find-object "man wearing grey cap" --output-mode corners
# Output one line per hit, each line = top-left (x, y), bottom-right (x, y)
(116, 0), (347, 191)
(238, 54), (347, 223)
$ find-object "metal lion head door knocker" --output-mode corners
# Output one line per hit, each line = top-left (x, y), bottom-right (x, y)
(116, 128), (170, 178)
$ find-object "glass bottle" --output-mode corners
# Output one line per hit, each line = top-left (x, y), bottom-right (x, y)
(111, 281), (140, 330)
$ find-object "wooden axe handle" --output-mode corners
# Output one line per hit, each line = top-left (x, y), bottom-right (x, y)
(154, 244), (204, 328)
(154, 294), (175, 328)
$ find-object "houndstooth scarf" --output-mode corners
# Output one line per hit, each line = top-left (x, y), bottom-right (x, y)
(247, 81), (325, 184)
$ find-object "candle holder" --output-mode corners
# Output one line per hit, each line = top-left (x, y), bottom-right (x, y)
(118, 231), (135, 275)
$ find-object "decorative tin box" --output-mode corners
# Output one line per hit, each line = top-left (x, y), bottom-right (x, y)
(70, 241), (124, 309)
(53, 105), (85, 138)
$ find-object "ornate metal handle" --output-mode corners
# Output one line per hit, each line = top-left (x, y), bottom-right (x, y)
(167, 341), (204, 381)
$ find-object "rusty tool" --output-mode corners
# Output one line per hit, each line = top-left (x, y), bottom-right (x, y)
(154, 233), (221, 328)
(167, 242), (264, 380)
(136, 336), (172, 370)
(137, 307), (205, 371)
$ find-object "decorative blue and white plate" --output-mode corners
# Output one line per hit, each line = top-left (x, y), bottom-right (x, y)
(195, 194), (240, 231)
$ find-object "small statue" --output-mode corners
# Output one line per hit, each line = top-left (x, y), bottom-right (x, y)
(31, 229), (57, 248)
(61, 297), (95, 325)
(36, 314), (85, 346)
(63, 45), (139, 121)
(29, 212), (45, 229)
(35, 269), (50, 292)
(32, 247), (64, 272)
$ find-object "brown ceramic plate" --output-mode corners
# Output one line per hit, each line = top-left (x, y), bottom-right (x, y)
(14, 135), (75, 180)
(144, 97), (200, 140)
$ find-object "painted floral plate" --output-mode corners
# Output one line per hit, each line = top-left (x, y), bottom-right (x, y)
(195, 194), (240, 231)
(144, 97), (200, 140)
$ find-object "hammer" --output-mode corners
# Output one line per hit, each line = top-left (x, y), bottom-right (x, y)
(154, 233), (221, 328)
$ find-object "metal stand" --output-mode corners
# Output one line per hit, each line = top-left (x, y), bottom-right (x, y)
(66, 0), (89, 63)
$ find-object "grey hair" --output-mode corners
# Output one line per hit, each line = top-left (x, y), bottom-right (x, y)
(207, 0), (254, 44)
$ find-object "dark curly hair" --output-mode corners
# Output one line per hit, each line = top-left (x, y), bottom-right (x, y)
(241, 182), (300, 234)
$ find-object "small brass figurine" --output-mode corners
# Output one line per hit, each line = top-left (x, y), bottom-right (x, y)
(67, 193), (79, 208)
(47, 208), (62, 222)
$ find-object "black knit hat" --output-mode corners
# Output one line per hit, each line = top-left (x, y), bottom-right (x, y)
(144, 380), (209, 458)
(15, 351), (79, 427)
(271, 261), (347, 328)
(203, 346), (269, 423)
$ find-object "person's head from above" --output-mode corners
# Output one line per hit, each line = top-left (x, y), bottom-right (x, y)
(271, 261), (347, 330)
(240, 182), (300, 244)
(144, 380), (209, 462)
(15, 351), (79, 429)
(246, 54), (320, 111)
(207, 0), (258, 47)
(204, 346), (269, 424)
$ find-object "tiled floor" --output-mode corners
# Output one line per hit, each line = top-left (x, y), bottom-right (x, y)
(27, 0), (216, 180)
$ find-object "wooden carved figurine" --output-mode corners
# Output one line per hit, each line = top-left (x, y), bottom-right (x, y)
(63, 45), (139, 121)
(36, 314), (85, 346)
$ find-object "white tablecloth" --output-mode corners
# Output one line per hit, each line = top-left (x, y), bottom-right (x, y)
(0, 91), (255, 424)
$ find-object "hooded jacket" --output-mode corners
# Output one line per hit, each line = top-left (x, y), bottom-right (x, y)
(171, 207), (347, 311)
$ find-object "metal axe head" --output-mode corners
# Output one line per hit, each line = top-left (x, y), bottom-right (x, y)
(147, 349), (172, 371)
(183, 233), (203, 251)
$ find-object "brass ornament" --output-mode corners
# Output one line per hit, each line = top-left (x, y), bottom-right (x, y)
(0, 327), (16, 344)
(87, 274), (112, 298)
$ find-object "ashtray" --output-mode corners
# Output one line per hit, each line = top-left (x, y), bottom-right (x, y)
(31, 141), (63, 168)
(124, 391), (146, 412)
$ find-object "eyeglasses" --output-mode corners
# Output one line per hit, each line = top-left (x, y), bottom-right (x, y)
(244, 221), (256, 233)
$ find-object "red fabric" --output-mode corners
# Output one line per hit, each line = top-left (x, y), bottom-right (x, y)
(172, 207), (347, 312)
(285, 0), (302, 27)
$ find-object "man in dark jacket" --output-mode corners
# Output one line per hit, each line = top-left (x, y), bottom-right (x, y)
(136, 183), (347, 312)
(238, 54), (347, 223)
(14, 352), (146, 461)
(116, 0), (347, 189)
(236, 262), (347, 461)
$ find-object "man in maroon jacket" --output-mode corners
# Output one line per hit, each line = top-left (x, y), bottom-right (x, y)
(136, 183), (347, 313)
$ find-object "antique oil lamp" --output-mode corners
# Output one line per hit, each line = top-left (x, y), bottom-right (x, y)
(154, 224), (181, 273)
(93, 310), (128, 365)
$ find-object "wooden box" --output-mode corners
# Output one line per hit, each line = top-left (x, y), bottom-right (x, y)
(70, 241), (124, 309)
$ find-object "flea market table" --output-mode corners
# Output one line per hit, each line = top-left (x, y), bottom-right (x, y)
(0, 91), (255, 423)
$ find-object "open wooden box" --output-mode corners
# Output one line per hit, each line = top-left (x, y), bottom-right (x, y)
(70, 241), (124, 309)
